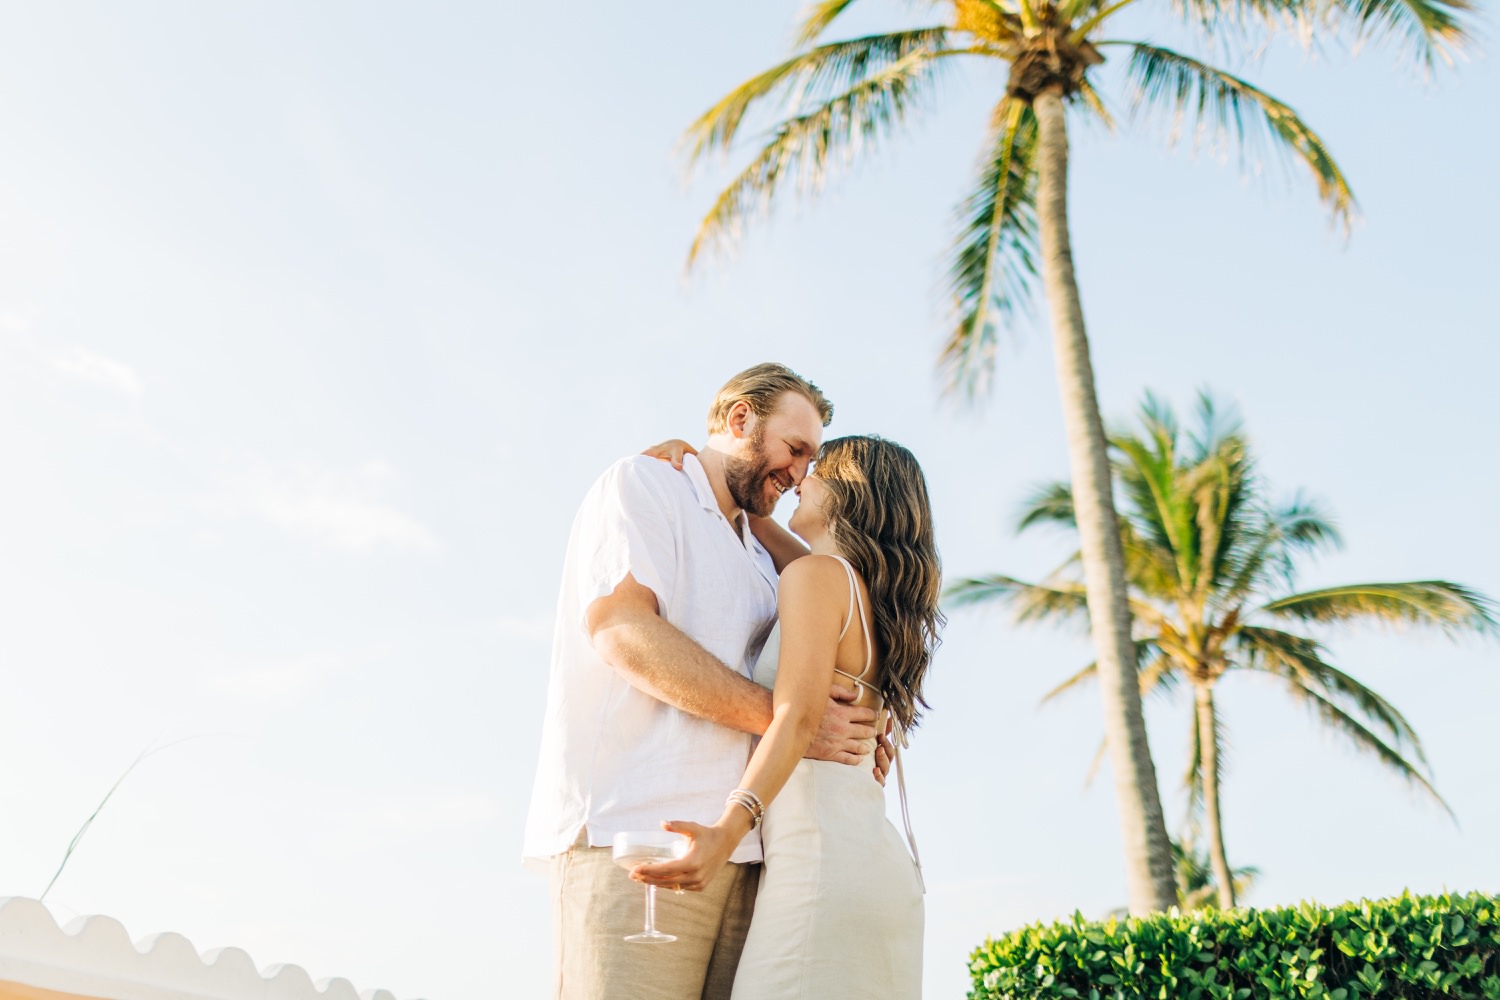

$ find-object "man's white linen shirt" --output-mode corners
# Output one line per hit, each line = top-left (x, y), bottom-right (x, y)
(524, 453), (779, 865)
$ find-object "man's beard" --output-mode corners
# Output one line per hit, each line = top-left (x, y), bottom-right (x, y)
(724, 426), (780, 517)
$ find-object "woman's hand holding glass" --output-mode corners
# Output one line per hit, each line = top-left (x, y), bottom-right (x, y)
(630, 816), (748, 894)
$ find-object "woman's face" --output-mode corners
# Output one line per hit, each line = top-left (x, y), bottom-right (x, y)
(788, 470), (832, 542)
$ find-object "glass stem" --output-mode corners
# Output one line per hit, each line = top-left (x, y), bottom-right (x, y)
(645, 884), (658, 933)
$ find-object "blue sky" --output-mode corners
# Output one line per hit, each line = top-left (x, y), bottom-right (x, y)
(0, 2), (1495, 998)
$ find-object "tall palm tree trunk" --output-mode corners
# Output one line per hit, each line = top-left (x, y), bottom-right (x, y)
(1032, 88), (1177, 915)
(1194, 682), (1236, 908)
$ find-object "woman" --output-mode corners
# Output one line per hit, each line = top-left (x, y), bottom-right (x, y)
(635, 434), (943, 998)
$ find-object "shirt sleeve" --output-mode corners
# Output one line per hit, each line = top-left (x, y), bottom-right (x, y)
(574, 459), (678, 631)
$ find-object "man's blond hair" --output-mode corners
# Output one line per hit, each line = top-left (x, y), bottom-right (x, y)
(706, 363), (833, 434)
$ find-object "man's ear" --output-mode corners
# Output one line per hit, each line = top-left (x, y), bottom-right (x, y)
(726, 400), (755, 440)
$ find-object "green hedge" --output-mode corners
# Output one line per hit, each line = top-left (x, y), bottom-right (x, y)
(969, 891), (1500, 1000)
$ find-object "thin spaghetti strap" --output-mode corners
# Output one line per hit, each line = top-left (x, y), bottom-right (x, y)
(836, 557), (856, 643)
(830, 556), (874, 681)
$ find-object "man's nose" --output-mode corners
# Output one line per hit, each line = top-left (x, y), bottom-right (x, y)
(790, 456), (812, 484)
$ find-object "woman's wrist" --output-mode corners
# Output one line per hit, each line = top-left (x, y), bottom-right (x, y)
(717, 804), (756, 839)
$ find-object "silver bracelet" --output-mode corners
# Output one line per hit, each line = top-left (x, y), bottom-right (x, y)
(730, 787), (764, 813)
(726, 789), (764, 828)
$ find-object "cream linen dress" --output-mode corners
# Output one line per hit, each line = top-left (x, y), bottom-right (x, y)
(730, 555), (924, 999)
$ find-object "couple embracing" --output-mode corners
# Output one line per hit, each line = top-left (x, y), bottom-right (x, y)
(524, 363), (943, 999)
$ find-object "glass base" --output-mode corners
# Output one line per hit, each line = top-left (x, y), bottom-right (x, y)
(624, 931), (677, 944)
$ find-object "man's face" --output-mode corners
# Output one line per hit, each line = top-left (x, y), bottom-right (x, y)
(723, 393), (824, 517)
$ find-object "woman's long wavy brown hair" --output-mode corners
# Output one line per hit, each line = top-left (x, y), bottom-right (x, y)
(814, 435), (944, 733)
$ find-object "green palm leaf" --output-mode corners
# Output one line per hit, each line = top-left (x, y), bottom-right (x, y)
(1216, 492), (1338, 605)
(1235, 625), (1427, 761)
(794, 0), (865, 46)
(1277, 669), (1452, 814)
(1074, 77), (1118, 129)
(939, 97), (1040, 397)
(1114, 424), (1191, 580)
(1188, 437), (1255, 601)
(944, 574), (1091, 625)
(1271, 493), (1341, 554)
(1017, 481), (1077, 532)
(1117, 42), (1356, 229)
(682, 28), (951, 166)
(1040, 643), (1172, 703)
(687, 50), (943, 266)
(1053, 650), (1174, 788)
(1260, 581), (1498, 636)
(1323, 0), (1474, 70)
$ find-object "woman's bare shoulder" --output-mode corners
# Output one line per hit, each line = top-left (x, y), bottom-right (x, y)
(777, 554), (850, 607)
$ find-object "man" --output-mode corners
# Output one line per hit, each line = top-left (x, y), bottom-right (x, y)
(524, 363), (883, 1000)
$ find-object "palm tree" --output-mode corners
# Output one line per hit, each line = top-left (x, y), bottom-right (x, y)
(679, 0), (1469, 914)
(1173, 837), (1259, 911)
(948, 393), (1495, 908)
(1109, 838), (1260, 915)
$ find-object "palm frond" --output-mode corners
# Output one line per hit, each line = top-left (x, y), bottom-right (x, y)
(944, 574), (1091, 626)
(1016, 481), (1076, 532)
(1259, 581), (1498, 637)
(1118, 43), (1356, 230)
(1277, 671), (1453, 816)
(1215, 491), (1336, 605)
(682, 28), (951, 166)
(794, 0), (865, 46)
(1175, 837), (1260, 909)
(1271, 492), (1341, 555)
(1120, 517), (1184, 601)
(1074, 77), (1117, 130)
(955, 0), (1030, 46)
(1235, 625), (1428, 761)
(1114, 424), (1196, 590)
(1188, 435), (1255, 601)
(1054, 648), (1171, 790)
(1084, 738), (1109, 786)
(1041, 660), (1099, 702)
(1185, 389), (1243, 463)
(1040, 643), (1171, 703)
(939, 98), (1040, 398)
(1067, 0), (1144, 43)
(687, 50), (943, 266)
(1322, 0), (1474, 70)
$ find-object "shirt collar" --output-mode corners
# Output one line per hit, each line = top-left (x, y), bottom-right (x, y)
(684, 454), (778, 590)
(682, 453), (722, 514)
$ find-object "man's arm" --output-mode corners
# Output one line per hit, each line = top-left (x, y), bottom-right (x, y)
(747, 515), (810, 575)
(586, 572), (773, 735)
(585, 572), (880, 757)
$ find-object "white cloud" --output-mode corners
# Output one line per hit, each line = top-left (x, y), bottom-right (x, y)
(238, 461), (439, 553)
(49, 345), (144, 398)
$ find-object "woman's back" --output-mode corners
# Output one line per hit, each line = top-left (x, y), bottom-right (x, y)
(734, 555), (923, 1000)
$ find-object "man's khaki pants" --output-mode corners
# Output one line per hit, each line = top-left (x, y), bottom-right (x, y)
(550, 831), (760, 1000)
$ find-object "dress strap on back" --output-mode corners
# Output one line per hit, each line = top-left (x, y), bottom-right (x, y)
(829, 555), (874, 697)
(828, 554), (925, 894)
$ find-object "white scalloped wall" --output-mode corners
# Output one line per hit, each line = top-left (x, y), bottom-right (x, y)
(0, 898), (420, 1000)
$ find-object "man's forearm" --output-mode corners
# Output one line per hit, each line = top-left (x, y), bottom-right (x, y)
(748, 515), (810, 575)
(593, 614), (774, 735)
